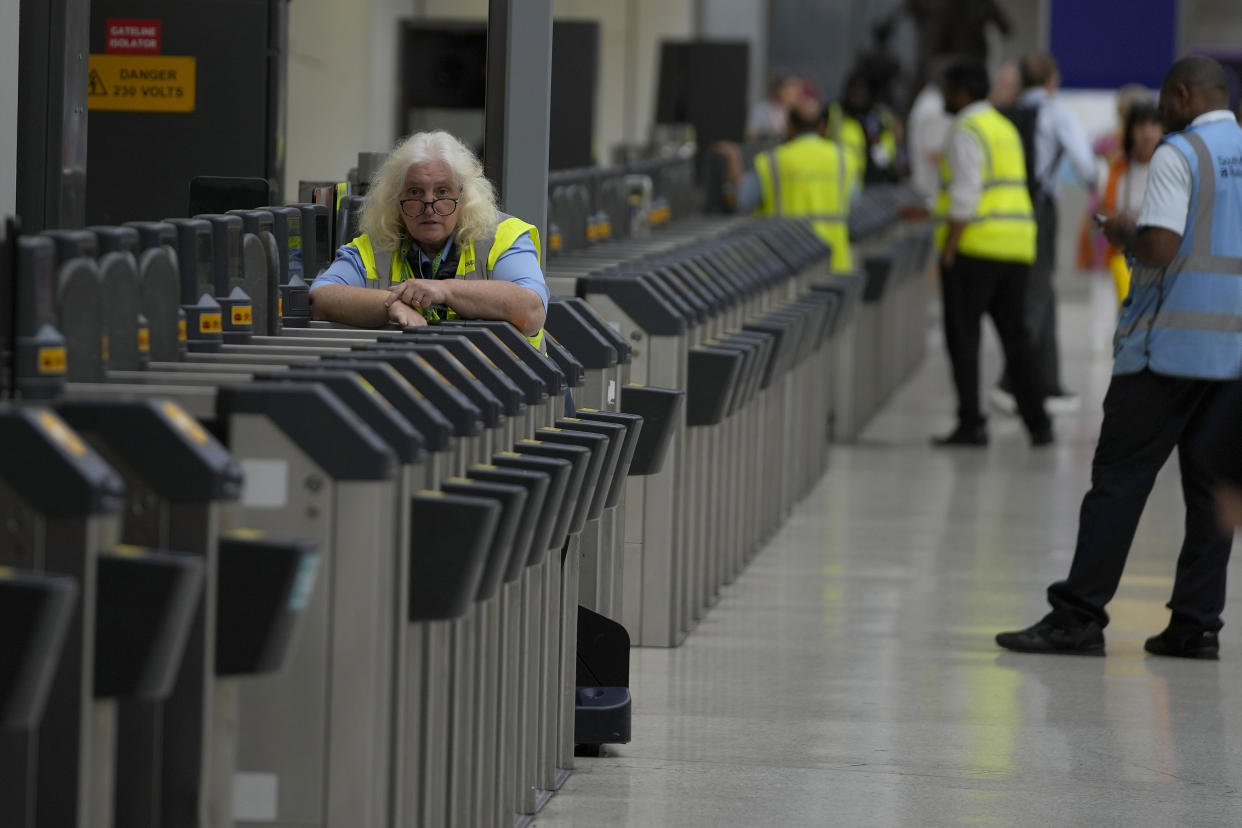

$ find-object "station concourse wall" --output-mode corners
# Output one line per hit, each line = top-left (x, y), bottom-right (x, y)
(283, 0), (696, 202)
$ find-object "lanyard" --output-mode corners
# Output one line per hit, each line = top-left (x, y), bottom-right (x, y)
(400, 239), (446, 280)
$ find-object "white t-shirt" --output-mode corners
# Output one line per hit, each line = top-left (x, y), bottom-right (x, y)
(944, 101), (991, 220)
(907, 85), (952, 205)
(1137, 110), (1238, 234)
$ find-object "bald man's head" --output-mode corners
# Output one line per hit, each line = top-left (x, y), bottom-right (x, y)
(1160, 56), (1230, 131)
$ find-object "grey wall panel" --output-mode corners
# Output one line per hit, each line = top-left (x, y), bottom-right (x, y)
(0, 0), (19, 217)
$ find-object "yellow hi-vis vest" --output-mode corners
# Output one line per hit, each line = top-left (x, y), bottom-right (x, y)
(348, 213), (546, 351)
(935, 106), (1037, 264)
(754, 134), (855, 273)
(828, 104), (869, 181)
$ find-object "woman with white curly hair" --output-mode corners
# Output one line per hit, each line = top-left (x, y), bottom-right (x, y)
(310, 131), (548, 348)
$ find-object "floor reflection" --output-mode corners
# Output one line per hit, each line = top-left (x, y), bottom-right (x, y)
(535, 294), (1242, 827)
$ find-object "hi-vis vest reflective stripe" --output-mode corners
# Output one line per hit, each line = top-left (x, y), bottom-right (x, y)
(1114, 119), (1242, 380)
(349, 213), (546, 352)
(935, 106), (1037, 264)
(754, 135), (854, 273)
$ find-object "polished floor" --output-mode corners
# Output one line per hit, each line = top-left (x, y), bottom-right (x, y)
(535, 278), (1242, 827)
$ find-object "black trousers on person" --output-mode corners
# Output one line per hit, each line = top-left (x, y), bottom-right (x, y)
(1000, 194), (1064, 396)
(940, 253), (1050, 435)
(1047, 370), (1235, 631)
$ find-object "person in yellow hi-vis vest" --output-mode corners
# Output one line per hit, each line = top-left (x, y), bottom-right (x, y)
(731, 103), (858, 273)
(310, 131), (548, 350)
(932, 58), (1053, 448)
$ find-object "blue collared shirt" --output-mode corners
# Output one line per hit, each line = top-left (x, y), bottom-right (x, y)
(310, 229), (549, 309)
(1019, 87), (1097, 194)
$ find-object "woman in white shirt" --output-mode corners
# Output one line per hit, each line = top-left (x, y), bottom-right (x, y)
(1098, 101), (1164, 304)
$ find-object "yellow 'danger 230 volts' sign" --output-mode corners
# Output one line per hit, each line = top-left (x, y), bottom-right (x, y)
(88, 54), (196, 113)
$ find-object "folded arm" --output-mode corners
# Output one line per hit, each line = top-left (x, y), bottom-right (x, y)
(310, 283), (426, 328)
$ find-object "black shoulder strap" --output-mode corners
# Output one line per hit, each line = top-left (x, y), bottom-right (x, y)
(999, 102), (1049, 199)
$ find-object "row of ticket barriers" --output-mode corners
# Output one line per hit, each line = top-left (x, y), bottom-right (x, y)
(0, 172), (932, 827)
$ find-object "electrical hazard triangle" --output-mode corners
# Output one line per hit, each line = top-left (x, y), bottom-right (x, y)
(89, 69), (107, 96)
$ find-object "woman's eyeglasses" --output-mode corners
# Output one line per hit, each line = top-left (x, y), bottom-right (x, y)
(399, 197), (460, 218)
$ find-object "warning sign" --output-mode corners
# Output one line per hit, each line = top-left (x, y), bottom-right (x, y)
(88, 54), (195, 113)
(106, 18), (161, 54)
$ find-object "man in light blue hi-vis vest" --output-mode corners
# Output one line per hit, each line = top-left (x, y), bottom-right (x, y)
(998, 57), (1242, 660)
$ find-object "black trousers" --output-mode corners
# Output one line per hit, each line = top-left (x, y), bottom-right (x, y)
(1205, 379), (1242, 488)
(1000, 194), (1063, 396)
(940, 253), (1050, 435)
(1048, 370), (1235, 631)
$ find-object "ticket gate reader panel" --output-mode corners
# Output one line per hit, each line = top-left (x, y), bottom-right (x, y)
(349, 347), (484, 438)
(466, 466), (552, 583)
(620, 385), (684, 476)
(492, 453), (573, 566)
(574, 411), (643, 505)
(311, 358), (453, 453)
(513, 440), (591, 550)
(215, 535), (320, 677)
(0, 571), (78, 732)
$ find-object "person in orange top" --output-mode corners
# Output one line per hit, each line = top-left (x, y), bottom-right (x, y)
(1097, 102), (1164, 305)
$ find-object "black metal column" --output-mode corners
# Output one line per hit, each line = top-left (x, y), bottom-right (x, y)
(483, 0), (553, 247)
(17, 0), (89, 231)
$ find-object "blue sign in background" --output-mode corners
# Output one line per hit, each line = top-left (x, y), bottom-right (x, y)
(1051, 0), (1179, 89)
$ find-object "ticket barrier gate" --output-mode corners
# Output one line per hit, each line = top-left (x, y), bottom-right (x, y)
(28, 202), (719, 822)
(24, 254), (394, 828)
(809, 271), (865, 441)
(217, 383), (401, 828)
(123, 222), (190, 363)
(294, 203), (332, 282)
(85, 226), (151, 372)
(10, 236), (69, 401)
(82, 310), (568, 814)
(70, 352), (475, 828)
(14, 215), (650, 828)
(545, 300), (627, 613)
(70, 340), (618, 824)
(58, 212), (842, 651)
(255, 205), (314, 329)
(564, 221), (846, 645)
(55, 398), (320, 828)
(885, 228), (931, 396)
(16, 239), (441, 826)
(512, 432), (601, 801)
(194, 215), (258, 346)
(845, 224), (933, 435)
(165, 218), (227, 353)
(540, 306), (649, 756)
(0, 406), (205, 828)
(580, 274), (688, 645)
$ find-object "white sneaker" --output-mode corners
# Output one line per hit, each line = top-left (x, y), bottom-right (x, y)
(1046, 393), (1082, 415)
(988, 386), (1018, 416)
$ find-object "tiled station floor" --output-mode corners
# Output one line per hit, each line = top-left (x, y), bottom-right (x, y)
(535, 280), (1242, 828)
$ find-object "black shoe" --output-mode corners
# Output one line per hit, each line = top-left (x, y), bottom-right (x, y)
(996, 618), (1105, 655)
(1144, 627), (1220, 660)
(1030, 427), (1054, 447)
(932, 424), (988, 447)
